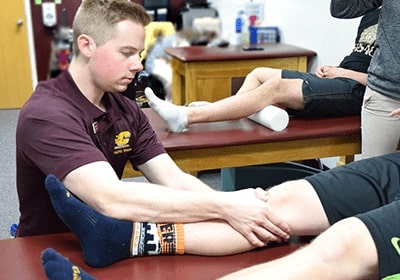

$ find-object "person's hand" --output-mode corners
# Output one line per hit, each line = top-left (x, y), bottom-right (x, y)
(315, 65), (346, 79)
(218, 188), (290, 247)
(390, 108), (400, 116)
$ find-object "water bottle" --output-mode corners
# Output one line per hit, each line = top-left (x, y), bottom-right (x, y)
(233, 11), (243, 45)
(240, 10), (249, 45)
(10, 223), (18, 238)
(249, 15), (258, 46)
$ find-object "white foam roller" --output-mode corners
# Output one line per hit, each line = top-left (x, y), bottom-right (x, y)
(248, 105), (289, 132)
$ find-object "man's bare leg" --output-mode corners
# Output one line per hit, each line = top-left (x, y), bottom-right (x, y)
(219, 217), (379, 280)
(219, 180), (379, 279)
(236, 67), (283, 93)
(145, 67), (305, 132)
(184, 179), (329, 255)
(45, 174), (286, 267)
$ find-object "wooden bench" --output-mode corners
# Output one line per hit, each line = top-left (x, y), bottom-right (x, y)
(0, 232), (306, 279)
(123, 108), (361, 178)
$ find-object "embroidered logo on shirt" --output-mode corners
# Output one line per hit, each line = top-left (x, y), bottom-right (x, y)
(114, 131), (132, 154)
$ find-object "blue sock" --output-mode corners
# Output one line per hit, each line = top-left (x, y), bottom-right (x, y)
(45, 175), (133, 267)
(41, 248), (96, 280)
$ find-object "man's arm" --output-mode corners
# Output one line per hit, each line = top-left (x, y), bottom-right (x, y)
(62, 157), (290, 246)
(330, 0), (382, 18)
(138, 152), (215, 193)
(316, 65), (368, 86)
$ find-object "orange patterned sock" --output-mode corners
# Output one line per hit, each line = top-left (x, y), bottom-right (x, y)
(131, 222), (184, 256)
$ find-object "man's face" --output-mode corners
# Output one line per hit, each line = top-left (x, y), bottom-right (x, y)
(89, 20), (145, 93)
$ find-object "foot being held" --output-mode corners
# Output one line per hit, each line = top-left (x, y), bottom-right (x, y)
(144, 87), (188, 132)
(44, 175), (133, 267)
(45, 175), (184, 267)
(41, 248), (96, 280)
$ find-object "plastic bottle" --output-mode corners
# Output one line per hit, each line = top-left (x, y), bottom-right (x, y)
(10, 223), (18, 238)
(249, 15), (258, 46)
(233, 10), (243, 45)
(240, 10), (249, 45)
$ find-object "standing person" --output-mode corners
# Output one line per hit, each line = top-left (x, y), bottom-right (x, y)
(144, 8), (379, 132)
(16, 0), (290, 258)
(331, 0), (400, 158)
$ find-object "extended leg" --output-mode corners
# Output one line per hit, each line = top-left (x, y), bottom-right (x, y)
(220, 217), (379, 280)
(145, 75), (302, 132)
(45, 175), (274, 267)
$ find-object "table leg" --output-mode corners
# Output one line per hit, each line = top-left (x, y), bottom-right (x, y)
(336, 155), (355, 166)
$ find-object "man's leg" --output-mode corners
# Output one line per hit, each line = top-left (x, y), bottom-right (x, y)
(45, 175), (262, 267)
(236, 67), (282, 94)
(219, 217), (379, 280)
(362, 87), (400, 158)
(145, 68), (304, 132)
(266, 179), (330, 235)
(185, 179), (331, 256)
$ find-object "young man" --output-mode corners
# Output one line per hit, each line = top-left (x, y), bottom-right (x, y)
(16, 0), (289, 257)
(144, 8), (379, 133)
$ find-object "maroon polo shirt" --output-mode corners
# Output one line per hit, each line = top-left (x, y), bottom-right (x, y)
(16, 71), (165, 236)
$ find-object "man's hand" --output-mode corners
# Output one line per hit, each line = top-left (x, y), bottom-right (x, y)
(316, 65), (346, 79)
(390, 108), (400, 116)
(218, 188), (290, 247)
(315, 65), (367, 85)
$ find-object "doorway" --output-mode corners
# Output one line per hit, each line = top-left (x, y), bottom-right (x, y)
(0, 0), (34, 109)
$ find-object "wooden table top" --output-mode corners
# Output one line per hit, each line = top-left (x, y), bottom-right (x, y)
(1, 232), (306, 279)
(165, 43), (317, 62)
(143, 108), (361, 151)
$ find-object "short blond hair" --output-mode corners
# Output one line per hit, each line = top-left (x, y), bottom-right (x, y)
(72, 0), (150, 55)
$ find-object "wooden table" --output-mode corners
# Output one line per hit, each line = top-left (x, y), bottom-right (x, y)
(123, 109), (361, 178)
(0, 233), (306, 279)
(165, 43), (316, 105)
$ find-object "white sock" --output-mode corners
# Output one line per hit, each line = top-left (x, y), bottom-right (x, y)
(188, 101), (211, 107)
(248, 105), (289, 132)
(144, 87), (188, 132)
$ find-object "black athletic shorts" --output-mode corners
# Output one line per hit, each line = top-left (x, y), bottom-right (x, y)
(306, 152), (400, 279)
(281, 69), (365, 117)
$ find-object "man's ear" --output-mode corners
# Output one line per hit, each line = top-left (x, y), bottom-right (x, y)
(77, 34), (95, 57)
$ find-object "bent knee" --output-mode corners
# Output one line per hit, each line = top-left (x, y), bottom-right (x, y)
(250, 67), (282, 83)
(267, 179), (314, 208)
(267, 179), (330, 234)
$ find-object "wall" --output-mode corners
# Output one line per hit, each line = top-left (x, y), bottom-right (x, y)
(29, 0), (361, 81)
(29, 0), (78, 81)
(29, 0), (186, 81)
(209, 0), (360, 71)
